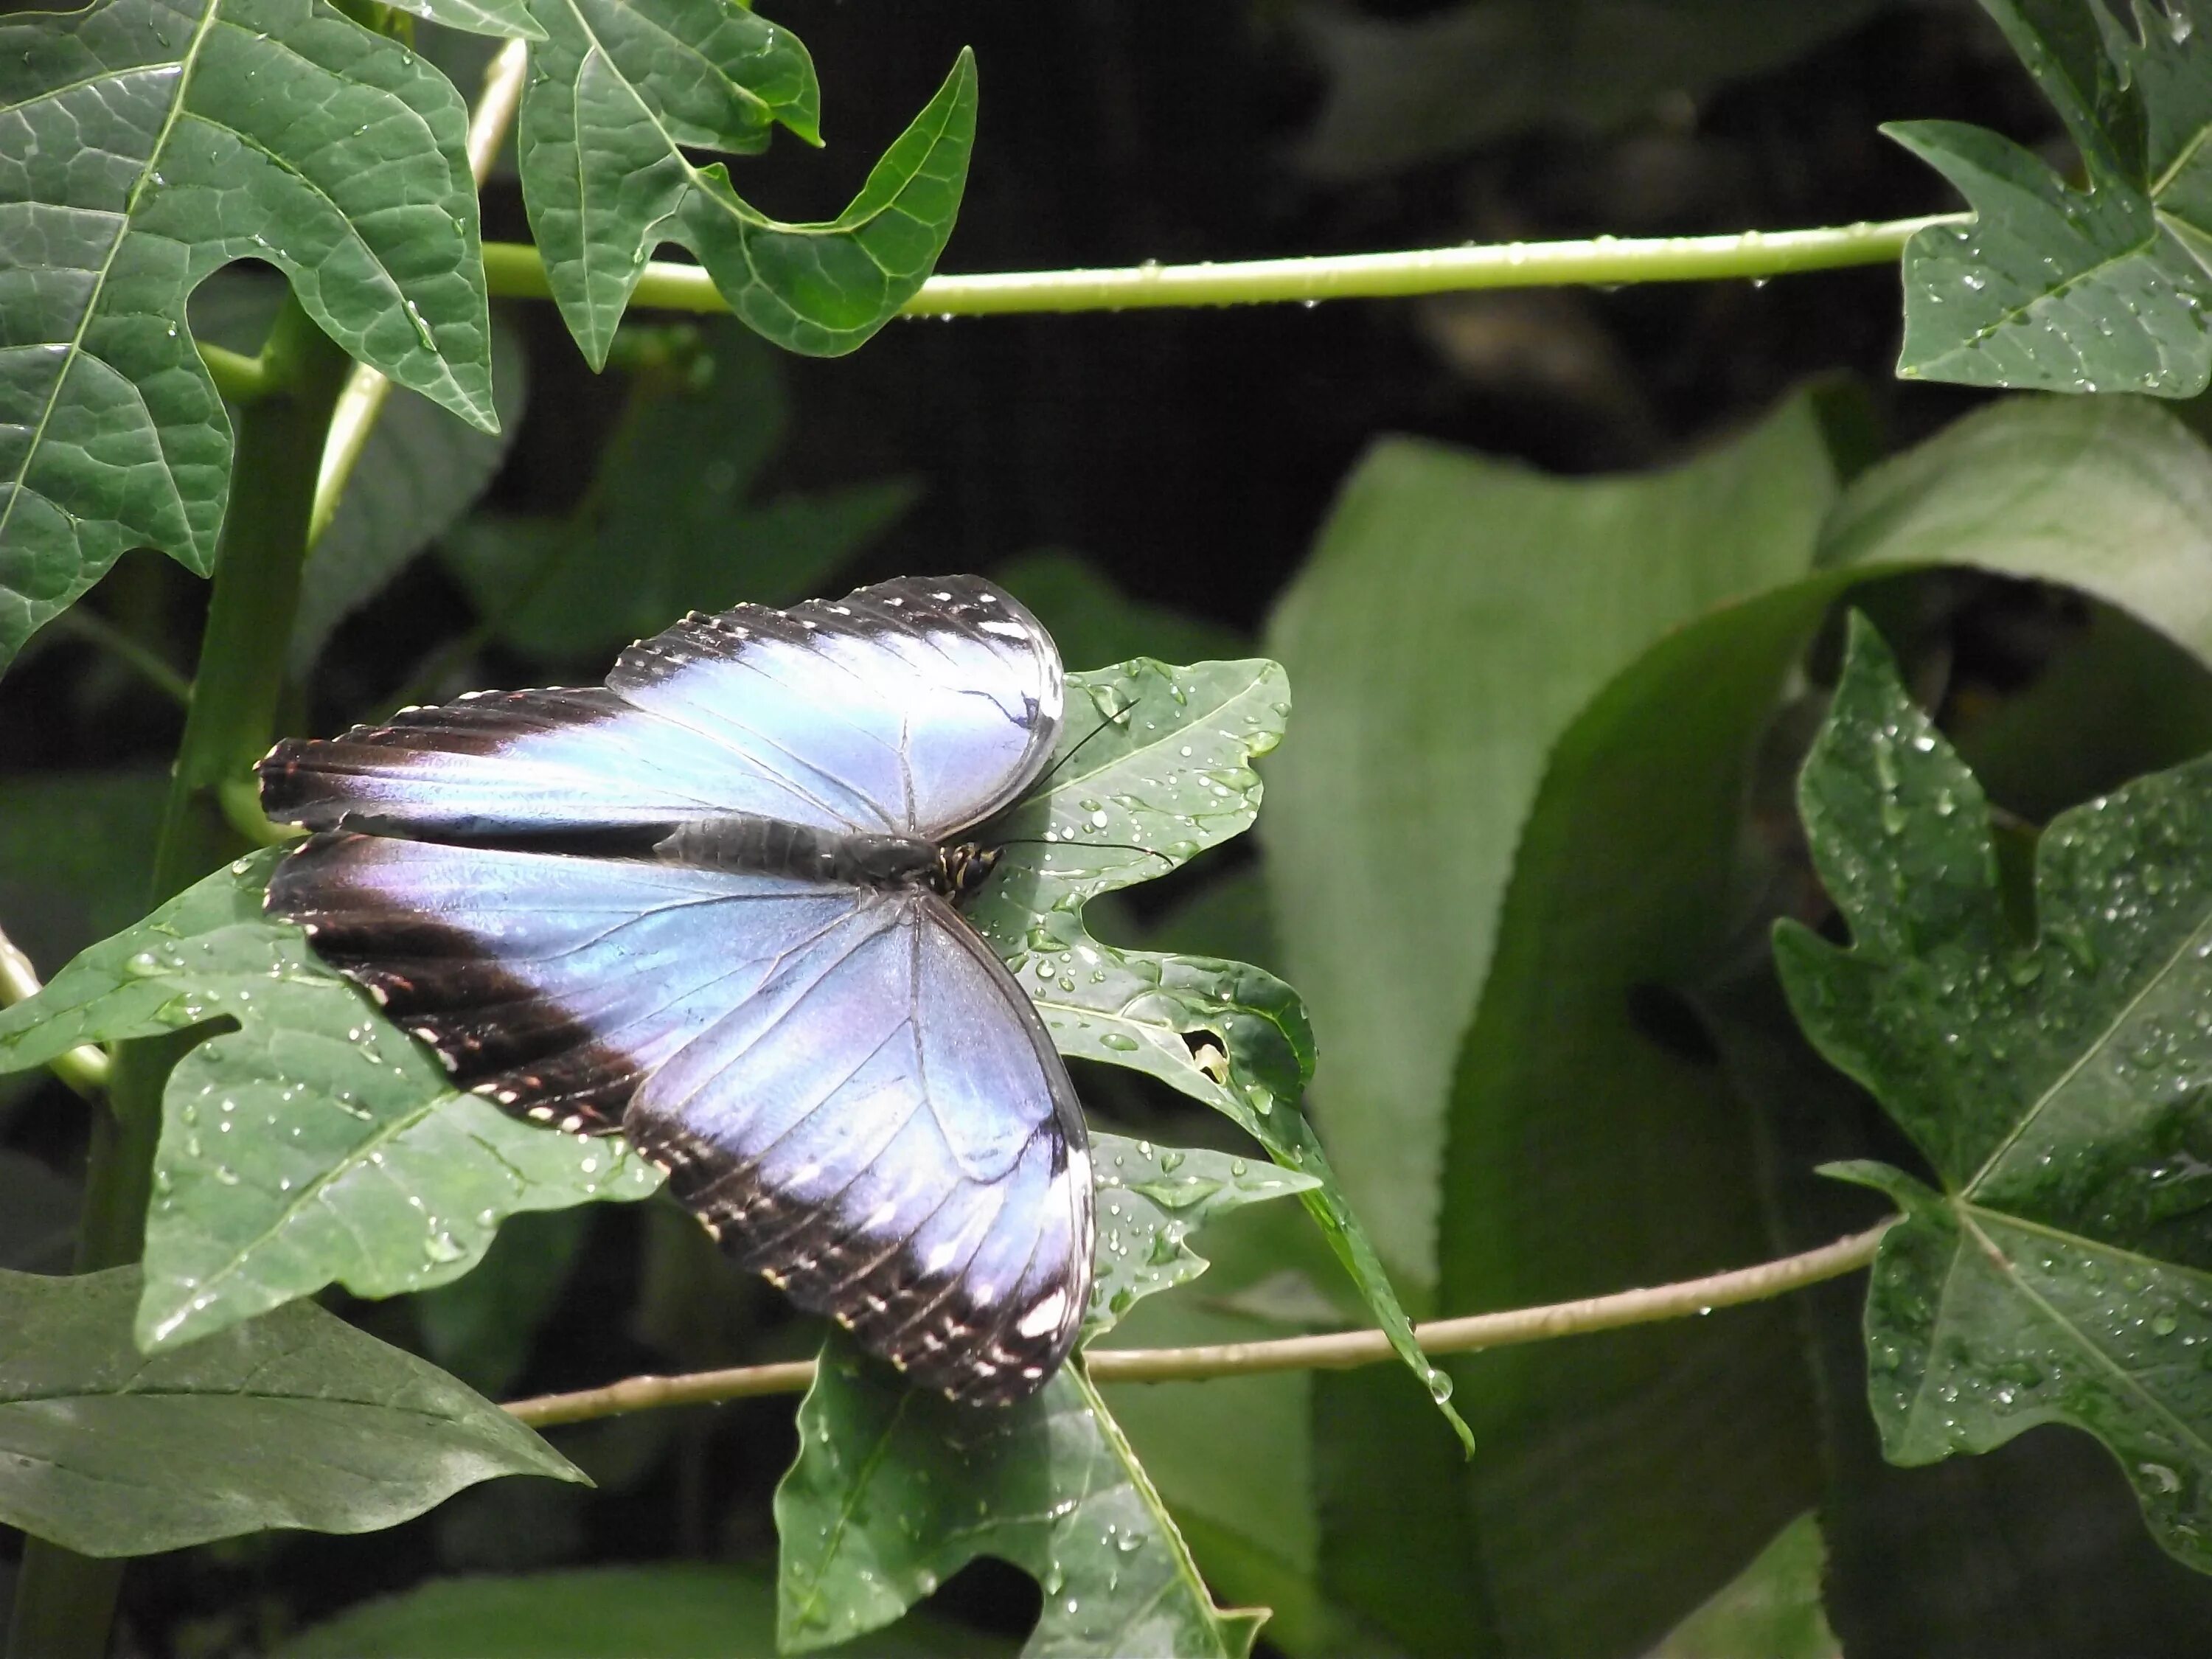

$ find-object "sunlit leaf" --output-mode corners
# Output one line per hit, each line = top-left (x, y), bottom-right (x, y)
(1779, 616), (2212, 1573)
(774, 1136), (1304, 1658)
(515, 0), (973, 362)
(0, 1265), (580, 1557)
(0, 851), (661, 1352)
(976, 657), (1463, 1441)
(0, 0), (497, 670)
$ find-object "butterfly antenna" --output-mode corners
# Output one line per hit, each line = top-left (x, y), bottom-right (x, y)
(995, 837), (1175, 869)
(1035, 698), (1140, 790)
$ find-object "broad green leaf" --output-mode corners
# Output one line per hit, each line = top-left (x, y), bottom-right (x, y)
(1414, 394), (2212, 1654)
(0, 769), (168, 974)
(1778, 617), (2212, 1572)
(1294, 0), (1890, 183)
(994, 552), (1246, 672)
(975, 658), (1464, 1442)
(291, 313), (531, 675)
(443, 320), (914, 659)
(774, 1136), (1303, 1658)
(0, 1265), (579, 1556)
(1889, 0), (2212, 395)
(515, 0), (972, 363)
(1647, 1512), (1840, 1659)
(1263, 387), (1844, 1295)
(277, 1565), (1011, 1658)
(0, 850), (661, 1352)
(0, 0), (498, 671)
(1100, 1200), (1397, 1659)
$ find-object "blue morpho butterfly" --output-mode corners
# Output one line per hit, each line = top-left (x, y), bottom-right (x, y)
(257, 576), (1091, 1404)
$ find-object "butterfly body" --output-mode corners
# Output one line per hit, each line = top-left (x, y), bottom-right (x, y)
(259, 577), (1091, 1404)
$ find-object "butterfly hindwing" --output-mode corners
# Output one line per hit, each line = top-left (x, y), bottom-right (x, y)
(259, 577), (1062, 843)
(265, 834), (1091, 1402)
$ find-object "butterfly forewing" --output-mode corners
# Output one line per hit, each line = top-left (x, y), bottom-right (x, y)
(261, 577), (1063, 843)
(260, 577), (1092, 1402)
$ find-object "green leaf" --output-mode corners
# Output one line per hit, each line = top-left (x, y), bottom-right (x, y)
(0, 0), (498, 671)
(515, 0), (972, 363)
(1263, 388), (1845, 1297)
(973, 657), (1465, 1444)
(773, 1135), (1302, 1658)
(0, 1264), (580, 1557)
(0, 850), (661, 1352)
(1889, 0), (2212, 395)
(1270, 391), (2212, 1655)
(291, 313), (532, 675)
(443, 320), (914, 659)
(1778, 616), (2212, 1572)
(1647, 1512), (1840, 1659)
(276, 1564), (1010, 1658)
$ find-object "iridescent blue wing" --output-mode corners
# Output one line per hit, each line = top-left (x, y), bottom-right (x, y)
(259, 576), (1063, 842)
(267, 835), (1092, 1402)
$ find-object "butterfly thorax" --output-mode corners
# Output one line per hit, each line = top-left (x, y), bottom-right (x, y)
(651, 816), (1000, 903)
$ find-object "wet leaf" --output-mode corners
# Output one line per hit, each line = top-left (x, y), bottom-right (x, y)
(0, 0), (496, 671)
(0, 1265), (580, 1557)
(1890, 0), (2212, 396)
(1778, 616), (2212, 1573)
(975, 658), (1464, 1444)
(773, 1135), (1301, 1658)
(443, 320), (913, 660)
(515, 0), (973, 362)
(0, 851), (661, 1353)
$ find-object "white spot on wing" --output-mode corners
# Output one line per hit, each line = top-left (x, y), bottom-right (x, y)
(1016, 1288), (1069, 1338)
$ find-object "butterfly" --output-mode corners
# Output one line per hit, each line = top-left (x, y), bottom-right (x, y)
(257, 576), (1092, 1405)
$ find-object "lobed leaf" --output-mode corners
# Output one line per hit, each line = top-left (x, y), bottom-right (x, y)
(0, 850), (661, 1353)
(773, 1135), (1301, 1658)
(515, 0), (972, 362)
(1890, 0), (2212, 396)
(975, 657), (1466, 1444)
(1779, 617), (2212, 1572)
(0, 1265), (580, 1557)
(0, 0), (498, 671)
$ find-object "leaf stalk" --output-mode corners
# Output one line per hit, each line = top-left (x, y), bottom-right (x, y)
(504, 1220), (1892, 1428)
(480, 215), (1958, 320)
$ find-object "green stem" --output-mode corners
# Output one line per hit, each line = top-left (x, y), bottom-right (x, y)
(198, 341), (274, 404)
(4, 294), (351, 1659)
(504, 1220), (1891, 1428)
(47, 606), (192, 707)
(481, 214), (1958, 319)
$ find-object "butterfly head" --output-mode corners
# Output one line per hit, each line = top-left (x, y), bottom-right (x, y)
(935, 842), (1001, 901)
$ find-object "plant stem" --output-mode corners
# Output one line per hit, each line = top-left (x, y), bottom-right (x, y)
(3, 294), (351, 1659)
(197, 341), (274, 404)
(503, 1219), (1891, 1428)
(0, 927), (108, 1097)
(310, 38), (529, 548)
(480, 215), (1958, 320)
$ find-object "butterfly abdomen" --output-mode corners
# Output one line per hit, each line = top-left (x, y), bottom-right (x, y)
(652, 816), (937, 888)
